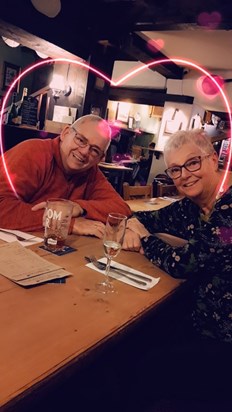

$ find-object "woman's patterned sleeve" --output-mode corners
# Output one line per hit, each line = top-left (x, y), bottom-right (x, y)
(137, 193), (232, 280)
(141, 233), (231, 279)
(134, 200), (188, 237)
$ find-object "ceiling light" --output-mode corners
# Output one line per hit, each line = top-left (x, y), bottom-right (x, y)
(31, 0), (61, 18)
(35, 50), (49, 59)
(50, 74), (72, 100)
(2, 37), (20, 48)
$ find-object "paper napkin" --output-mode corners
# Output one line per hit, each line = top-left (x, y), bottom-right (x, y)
(86, 258), (160, 291)
(0, 228), (43, 247)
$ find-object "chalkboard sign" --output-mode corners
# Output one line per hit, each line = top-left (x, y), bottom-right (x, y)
(21, 96), (38, 126)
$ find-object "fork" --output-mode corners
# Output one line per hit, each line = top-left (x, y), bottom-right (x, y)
(0, 229), (36, 242)
(85, 256), (148, 286)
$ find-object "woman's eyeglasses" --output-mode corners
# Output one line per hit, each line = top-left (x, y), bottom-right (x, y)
(165, 155), (211, 179)
(70, 127), (104, 158)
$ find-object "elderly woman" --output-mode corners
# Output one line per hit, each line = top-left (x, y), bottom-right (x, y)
(123, 129), (232, 343)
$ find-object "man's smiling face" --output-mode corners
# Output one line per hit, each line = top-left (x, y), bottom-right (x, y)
(59, 117), (111, 174)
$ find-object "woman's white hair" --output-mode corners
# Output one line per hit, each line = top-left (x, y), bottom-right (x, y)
(163, 129), (215, 162)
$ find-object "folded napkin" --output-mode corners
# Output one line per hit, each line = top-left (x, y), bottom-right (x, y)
(86, 258), (160, 291)
(159, 196), (180, 202)
(0, 228), (43, 247)
(145, 197), (158, 205)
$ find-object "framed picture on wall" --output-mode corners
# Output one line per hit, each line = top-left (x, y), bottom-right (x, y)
(2, 62), (21, 93)
(116, 102), (130, 123)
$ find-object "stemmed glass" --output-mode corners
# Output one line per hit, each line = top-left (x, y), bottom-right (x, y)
(96, 213), (127, 294)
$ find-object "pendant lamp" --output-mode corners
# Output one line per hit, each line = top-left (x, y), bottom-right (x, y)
(30, 0), (61, 18)
(2, 37), (20, 47)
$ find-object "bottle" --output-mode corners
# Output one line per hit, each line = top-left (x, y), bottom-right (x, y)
(152, 179), (162, 197)
(152, 179), (158, 197)
(8, 92), (18, 125)
(17, 87), (28, 125)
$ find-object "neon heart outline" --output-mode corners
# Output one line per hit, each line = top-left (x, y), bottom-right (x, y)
(0, 57), (231, 199)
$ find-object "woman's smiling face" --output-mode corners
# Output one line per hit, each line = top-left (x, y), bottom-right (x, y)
(165, 142), (219, 200)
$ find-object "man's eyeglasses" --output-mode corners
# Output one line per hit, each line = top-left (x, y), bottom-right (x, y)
(165, 155), (211, 180)
(70, 127), (105, 158)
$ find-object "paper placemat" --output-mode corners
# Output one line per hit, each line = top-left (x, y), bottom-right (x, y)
(86, 258), (160, 291)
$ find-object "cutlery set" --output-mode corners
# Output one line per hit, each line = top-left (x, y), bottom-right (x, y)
(0, 229), (37, 242)
(85, 255), (152, 286)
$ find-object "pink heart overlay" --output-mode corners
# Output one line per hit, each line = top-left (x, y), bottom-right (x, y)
(197, 11), (222, 30)
(0, 57), (231, 198)
(200, 75), (224, 96)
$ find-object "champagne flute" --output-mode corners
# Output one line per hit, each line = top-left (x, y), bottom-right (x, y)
(96, 213), (127, 294)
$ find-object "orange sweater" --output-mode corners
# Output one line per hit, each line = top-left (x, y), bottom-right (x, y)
(0, 137), (131, 231)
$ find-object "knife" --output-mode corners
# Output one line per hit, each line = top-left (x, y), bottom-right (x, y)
(104, 262), (152, 283)
(108, 267), (148, 286)
(85, 256), (152, 283)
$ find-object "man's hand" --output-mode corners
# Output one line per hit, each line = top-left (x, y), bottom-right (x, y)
(72, 218), (105, 239)
(32, 201), (84, 217)
(72, 203), (84, 217)
(31, 202), (47, 211)
(31, 202), (47, 226)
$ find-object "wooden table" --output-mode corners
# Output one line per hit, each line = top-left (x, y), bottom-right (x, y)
(126, 197), (175, 212)
(0, 234), (184, 411)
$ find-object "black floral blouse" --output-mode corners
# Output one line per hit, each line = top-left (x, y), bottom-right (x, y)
(135, 187), (232, 343)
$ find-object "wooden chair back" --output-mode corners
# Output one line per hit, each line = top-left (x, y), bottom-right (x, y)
(157, 183), (178, 197)
(123, 182), (152, 200)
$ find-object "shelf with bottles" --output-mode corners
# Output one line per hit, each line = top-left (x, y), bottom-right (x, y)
(7, 92), (18, 126)
(203, 110), (230, 140)
(107, 100), (163, 135)
(6, 87), (32, 127)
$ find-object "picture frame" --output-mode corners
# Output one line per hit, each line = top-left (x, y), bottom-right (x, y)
(94, 77), (105, 91)
(116, 102), (130, 123)
(128, 116), (134, 129)
(2, 62), (21, 93)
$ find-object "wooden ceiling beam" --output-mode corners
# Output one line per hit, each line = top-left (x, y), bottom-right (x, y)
(0, 19), (83, 61)
(117, 32), (183, 79)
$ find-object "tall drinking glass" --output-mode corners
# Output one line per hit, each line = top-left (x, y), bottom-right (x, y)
(96, 213), (127, 294)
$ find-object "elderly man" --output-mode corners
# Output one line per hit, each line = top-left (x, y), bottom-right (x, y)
(0, 115), (131, 237)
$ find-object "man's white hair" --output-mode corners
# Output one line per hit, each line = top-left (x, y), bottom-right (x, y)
(72, 115), (111, 152)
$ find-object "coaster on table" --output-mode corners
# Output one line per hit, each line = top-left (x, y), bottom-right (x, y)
(39, 245), (77, 256)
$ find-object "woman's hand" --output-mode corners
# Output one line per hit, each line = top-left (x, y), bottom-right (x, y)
(122, 218), (150, 252)
(127, 217), (150, 238)
(72, 218), (105, 239)
(122, 228), (141, 251)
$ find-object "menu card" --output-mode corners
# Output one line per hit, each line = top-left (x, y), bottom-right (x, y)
(0, 242), (72, 287)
